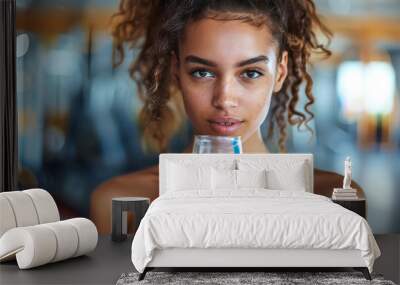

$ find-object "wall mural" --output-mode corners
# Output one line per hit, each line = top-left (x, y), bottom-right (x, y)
(10, 0), (400, 233)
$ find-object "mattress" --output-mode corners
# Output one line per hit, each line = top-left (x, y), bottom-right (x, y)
(131, 190), (380, 273)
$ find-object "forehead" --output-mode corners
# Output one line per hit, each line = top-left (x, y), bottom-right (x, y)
(179, 17), (277, 64)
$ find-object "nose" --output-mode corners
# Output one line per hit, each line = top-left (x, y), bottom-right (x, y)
(212, 77), (239, 110)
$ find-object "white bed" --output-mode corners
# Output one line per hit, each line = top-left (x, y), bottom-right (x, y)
(131, 154), (380, 280)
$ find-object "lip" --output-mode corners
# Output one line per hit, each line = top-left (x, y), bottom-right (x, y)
(208, 117), (244, 135)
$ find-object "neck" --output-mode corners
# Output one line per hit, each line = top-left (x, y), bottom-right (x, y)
(183, 130), (269, 153)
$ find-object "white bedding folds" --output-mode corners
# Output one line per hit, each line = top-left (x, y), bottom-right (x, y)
(131, 190), (380, 273)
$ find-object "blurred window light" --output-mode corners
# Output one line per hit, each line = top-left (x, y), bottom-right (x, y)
(47, 50), (80, 76)
(327, 0), (351, 14)
(337, 61), (396, 119)
(16, 33), (30, 58)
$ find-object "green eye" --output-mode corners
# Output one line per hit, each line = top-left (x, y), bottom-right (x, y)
(242, 70), (263, 79)
(191, 69), (215, 78)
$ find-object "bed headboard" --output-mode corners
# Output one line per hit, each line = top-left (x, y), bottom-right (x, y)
(159, 153), (313, 195)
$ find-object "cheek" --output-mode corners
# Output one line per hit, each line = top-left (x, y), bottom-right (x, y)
(180, 84), (210, 122)
(244, 89), (272, 125)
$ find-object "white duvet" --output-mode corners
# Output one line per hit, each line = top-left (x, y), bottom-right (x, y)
(131, 190), (380, 273)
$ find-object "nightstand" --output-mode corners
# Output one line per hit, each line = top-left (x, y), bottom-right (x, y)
(332, 198), (366, 218)
(111, 197), (150, 242)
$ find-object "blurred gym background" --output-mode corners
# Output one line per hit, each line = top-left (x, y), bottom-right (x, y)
(15, 0), (400, 233)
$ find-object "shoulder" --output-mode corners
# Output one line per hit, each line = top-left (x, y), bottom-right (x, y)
(106, 165), (159, 186)
(91, 164), (159, 201)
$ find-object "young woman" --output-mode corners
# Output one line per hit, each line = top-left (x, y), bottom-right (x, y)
(90, 0), (362, 233)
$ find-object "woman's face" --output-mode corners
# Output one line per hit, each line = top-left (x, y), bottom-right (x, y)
(172, 16), (288, 143)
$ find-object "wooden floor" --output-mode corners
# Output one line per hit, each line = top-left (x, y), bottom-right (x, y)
(374, 234), (400, 284)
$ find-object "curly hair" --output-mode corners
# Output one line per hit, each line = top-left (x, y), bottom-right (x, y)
(111, 0), (332, 153)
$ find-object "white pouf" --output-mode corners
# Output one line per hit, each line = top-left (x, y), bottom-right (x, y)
(0, 196), (17, 237)
(1, 191), (39, 227)
(0, 189), (98, 269)
(0, 218), (98, 269)
(23, 188), (60, 224)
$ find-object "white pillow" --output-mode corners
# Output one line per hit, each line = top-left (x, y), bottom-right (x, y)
(236, 169), (267, 189)
(237, 159), (309, 192)
(212, 168), (236, 190)
(212, 168), (268, 190)
(266, 163), (307, 191)
(167, 162), (212, 191)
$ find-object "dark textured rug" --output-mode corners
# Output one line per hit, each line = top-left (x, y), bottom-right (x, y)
(116, 271), (396, 285)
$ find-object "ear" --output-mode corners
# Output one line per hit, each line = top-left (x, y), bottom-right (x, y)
(273, 50), (288, 93)
(171, 51), (180, 87)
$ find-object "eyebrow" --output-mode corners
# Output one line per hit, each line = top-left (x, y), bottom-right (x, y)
(184, 55), (269, 67)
